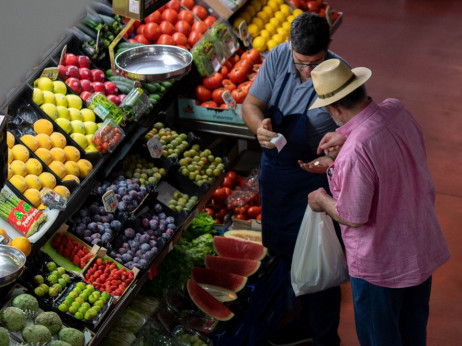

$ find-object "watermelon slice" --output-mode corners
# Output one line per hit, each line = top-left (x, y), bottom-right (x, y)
(213, 236), (267, 260)
(205, 255), (261, 277)
(192, 267), (247, 292)
(198, 283), (238, 302)
(224, 230), (263, 244)
(187, 279), (234, 321)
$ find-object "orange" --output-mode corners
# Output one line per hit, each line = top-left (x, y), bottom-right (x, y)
(9, 236), (31, 257)
(0, 228), (9, 243)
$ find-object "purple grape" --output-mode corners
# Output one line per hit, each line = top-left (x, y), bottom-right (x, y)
(92, 214), (102, 223)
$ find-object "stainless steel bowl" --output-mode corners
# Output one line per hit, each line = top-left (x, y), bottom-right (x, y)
(115, 45), (193, 82)
(0, 245), (26, 287)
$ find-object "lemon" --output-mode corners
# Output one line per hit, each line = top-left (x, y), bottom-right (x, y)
(54, 93), (68, 107)
(293, 9), (303, 17)
(49, 161), (67, 179)
(63, 146), (81, 162)
(286, 15), (295, 23)
(12, 144), (30, 162)
(233, 17), (246, 30)
(252, 36), (268, 52)
(259, 29), (272, 41)
(20, 135), (39, 152)
(36, 134), (52, 150)
(7, 132), (15, 148)
(256, 11), (269, 23)
(54, 185), (71, 199)
(9, 175), (28, 193)
(249, 0), (262, 12)
(274, 0), (284, 5)
(251, 17), (265, 29)
(282, 21), (291, 32)
(243, 6), (256, 18)
(32, 88), (44, 106)
(274, 11), (286, 23)
(25, 175), (42, 190)
(34, 119), (54, 136)
(63, 175), (80, 184)
(64, 161), (80, 177)
(52, 80), (67, 94)
(269, 17), (280, 28)
(50, 147), (67, 163)
(266, 0), (279, 12)
(276, 26), (289, 37)
(264, 22), (277, 35)
(40, 103), (58, 120)
(8, 149), (13, 164)
(56, 118), (72, 134)
(272, 33), (285, 44)
(66, 95), (82, 110)
(34, 148), (53, 165)
(25, 158), (43, 176)
(42, 91), (56, 105)
(33, 77), (53, 92)
(38, 172), (57, 189)
(50, 132), (67, 149)
(240, 11), (252, 23)
(280, 4), (291, 16)
(262, 5), (273, 17)
(23, 189), (42, 207)
(11, 160), (28, 177)
(7, 164), (13, 179)
(267, 39), (279, 51)
(248, 23), (260, 38)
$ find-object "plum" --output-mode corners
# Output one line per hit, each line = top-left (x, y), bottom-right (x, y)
(83, 229), (92, 237)
(140, 234), (150, 243)
(118, 247), (127, 254)
(107, 214), (114, 222)
(121, 254), (132, 262)
(166, 216), (175, 224)
(91, 239), (100, 245)
(92, 214), (102, 223)
(124, 228), (136, 239)
(118, 187), (127, 196)
(167, 223), (177, 230)
(149, 240), (157, 247)
(149, 219), (158, 230)
(84, 237), (92, 243)
(88, 205), (99, 215)
(154, 204), (163, 213)
(110, 220), (122, 232)
(117, 202), (126, 212)
(133, 257), (139, 263)
(140, 243), (150, 252)
(159, 224), (166, 232)
(79, 209), (88, 218)
(101, 216), (110, 224)
(101, 234), (111, 243)
(138, 259), (148, 267)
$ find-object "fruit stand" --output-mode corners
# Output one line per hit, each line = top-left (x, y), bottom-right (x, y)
(0, 0), (343, 345)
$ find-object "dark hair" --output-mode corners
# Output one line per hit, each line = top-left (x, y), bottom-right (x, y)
(289, 12), (330, 55)
(331, 85), (368, 110)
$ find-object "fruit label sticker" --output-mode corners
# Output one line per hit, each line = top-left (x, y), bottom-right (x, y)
(147, 137), (163, 159)
(222, 90), (237, 110)
(40, 67), (59, 80)
(102, 190), (118, 213)
(239, 21), (250, 47)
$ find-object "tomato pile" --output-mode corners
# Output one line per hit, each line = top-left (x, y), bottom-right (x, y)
(91, 121), (123, 154)
(194, 48), (262, 109)
(51, 234), (94, 269)
(288, 0), (339, 20)
(124, 0), (217, 49)
(204, 170), (262, 223)
(84, 258), (135, 296)
(59, 53), (124, 105)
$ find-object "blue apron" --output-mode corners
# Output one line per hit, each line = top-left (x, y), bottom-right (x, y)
(259, 73), (332, 258)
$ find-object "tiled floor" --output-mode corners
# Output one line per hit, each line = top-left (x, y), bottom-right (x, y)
(330, 0), (462, 345)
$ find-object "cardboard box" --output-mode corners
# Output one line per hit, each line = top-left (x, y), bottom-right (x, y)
(178, 98), (245, 125)
(112, 0), (166, 21)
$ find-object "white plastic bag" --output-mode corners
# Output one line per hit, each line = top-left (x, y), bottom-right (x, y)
(291, 205), (349, 296)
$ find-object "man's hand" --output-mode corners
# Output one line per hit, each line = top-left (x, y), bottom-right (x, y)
(257, 118), (277, 149)
(317, 132), (347, 155)
(308, 188), (329, 212)
(298, 156), (333, 174)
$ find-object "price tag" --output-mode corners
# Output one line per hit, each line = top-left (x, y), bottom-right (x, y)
(239, 21), (250, 47)
(147, 137), (163, 158)
(40, 67), (59, 80)
(222, 90), (237, 110)
(102, 190), (118, 213)
(59, 45), (67, 65)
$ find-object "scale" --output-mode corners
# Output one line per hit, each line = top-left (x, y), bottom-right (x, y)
(109, 1), (193, 82)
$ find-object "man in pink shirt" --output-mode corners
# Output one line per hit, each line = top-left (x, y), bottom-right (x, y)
(304, 59), (450, 345)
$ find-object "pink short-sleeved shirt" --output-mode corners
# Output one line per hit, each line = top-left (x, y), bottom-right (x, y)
(329, 98), (450, 288)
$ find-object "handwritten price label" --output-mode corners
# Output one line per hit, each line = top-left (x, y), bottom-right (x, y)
(147, 137), (163, 159)
(102, 190), (118, 213)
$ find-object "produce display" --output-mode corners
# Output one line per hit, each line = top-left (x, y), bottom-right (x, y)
(121, 153), (167, 186)
(83, 258), (134, 296)
(144, 122), (190, 159)
(32, 261), (73, 298)
(50, 233), (94, 268)
(213, 235), (267, 261)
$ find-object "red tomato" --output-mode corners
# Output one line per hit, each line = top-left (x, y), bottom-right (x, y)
(192, 5), (208, 20)
(203, 72), (223, 89)
(246, 48), (261, 64)
(256, 214), (261, 220)
(188, 30), (203, 47)
(228, 67), (248, 84)
(223, 60), (233, 70)
(238, 80), (253, 92)
(133, 34), (150, 44)
(192, 21), (208, 34)
(306, 1), (320, 12)
(220, 65), (229, 78)
(137, 24), (146, 35)
(231, 88), (248, 104)
(212, 87), (226, 105)
(172, 32), (187, 46)
(216, 208), (228, 220)
(204, 207), (215, 217)
(234, 213), (247, 220)
(159, 20), (176, 35)
(220, 103), (228, 109)
(157, 34), (174, 45)
(144, 10), (162, 24)
(162, 9), (178, 24)
(195, 84), (212, 101)
(143, 22), (161, 41)
(223, 79), (236, 91)
(123, 25), (134, 38)
(248, 72), (257, 81)
(181, 0), (195, 10)
(201, 100), (218, 108)
(178, 10), (195, 26)
(221, 176), (234, 189)
(226, 171), (237, 181)
(234, 59), (252, 74)
(165, 0), (181, 12)
(204, 16), (217, 27)
(212, 188), (227, 201)
(228, 55), (240, 65)
(247, 206), (261, 219)
(175, 20), (192, 36)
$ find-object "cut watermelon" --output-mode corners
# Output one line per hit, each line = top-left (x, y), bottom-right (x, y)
(205, 255), (261, 277)
(213, 236), (267, 260)
(198, 283), (238, 302)
(187, 279), (234, 321)
(224, 230), (263, 244)
(192, 267), (247, 292)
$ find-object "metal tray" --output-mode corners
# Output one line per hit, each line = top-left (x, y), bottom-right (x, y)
(115, 45), (193, 82)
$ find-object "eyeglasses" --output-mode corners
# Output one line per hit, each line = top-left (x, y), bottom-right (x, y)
(292, 49), (326, 70)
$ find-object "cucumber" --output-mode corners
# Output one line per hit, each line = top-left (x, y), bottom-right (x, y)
(110, 80), (133, 94)
(141, 82), (160, 94)
(149, 94), (161, 103)
(161, 81), (174, 89)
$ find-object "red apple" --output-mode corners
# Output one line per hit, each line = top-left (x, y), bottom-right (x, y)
(91, 69), (105, 83)
(107, 94), (121, 106)
(80, 79), (94, 92)
(66, 65), (80, 79)
(64, 53), (78, 66)
(65, 78), (82, 94)
(118, 94), (127, 103)
(92, 81), (106, 94)
(80, 91), (93, 103)
(79, 68), (92, 80)
(77, 55), (91, 68)
(58, 64), (69, 80)
(103, 81), (118, 95)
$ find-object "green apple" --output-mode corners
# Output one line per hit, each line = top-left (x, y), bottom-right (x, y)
(70, 120), (85, 134)
(83, 121), (98, 135)
(56, 118), (72, 134)
(68, 108), (83, 122)
(70, 133), (89, 149)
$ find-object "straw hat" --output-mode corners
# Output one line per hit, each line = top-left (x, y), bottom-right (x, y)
(309, 59), (372, 110)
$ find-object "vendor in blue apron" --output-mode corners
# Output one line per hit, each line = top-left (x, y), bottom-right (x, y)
(243, 13), (345, 346)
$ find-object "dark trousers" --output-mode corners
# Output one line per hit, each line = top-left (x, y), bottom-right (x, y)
(280, 257), (342, 346)
(350, 276), (432, 346)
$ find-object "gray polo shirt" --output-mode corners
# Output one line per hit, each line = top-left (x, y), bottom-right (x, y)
(250, 42), (340, 153)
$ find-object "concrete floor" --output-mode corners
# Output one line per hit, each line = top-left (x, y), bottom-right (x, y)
(329, 0), (462, 345)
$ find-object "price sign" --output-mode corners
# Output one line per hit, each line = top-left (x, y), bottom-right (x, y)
(147, 137), (163, 158)
(40, 67), (59, 80)
(102, 190), (118, 213)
